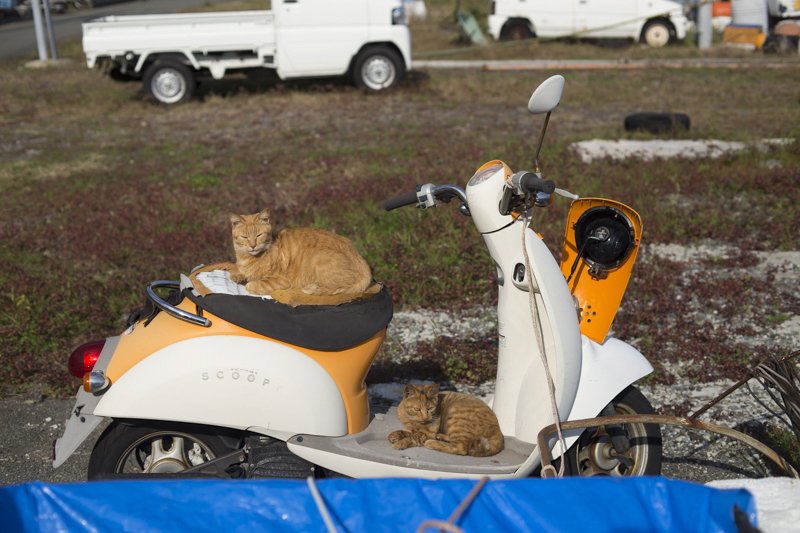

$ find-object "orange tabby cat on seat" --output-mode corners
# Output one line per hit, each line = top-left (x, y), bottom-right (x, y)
(388, 384), (504, 457)
(191, 208), (377, 306)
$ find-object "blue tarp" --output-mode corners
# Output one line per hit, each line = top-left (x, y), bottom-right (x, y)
(0, 476), (756, 532)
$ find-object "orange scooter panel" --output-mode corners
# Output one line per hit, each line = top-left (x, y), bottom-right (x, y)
(559, 198), (642, 344)
(106, 298), (383, 434)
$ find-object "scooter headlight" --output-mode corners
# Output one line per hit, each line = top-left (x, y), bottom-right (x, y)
(574, 206), (635, 271)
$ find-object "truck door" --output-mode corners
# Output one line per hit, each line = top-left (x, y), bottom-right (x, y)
(527, 0), (575, 37)
(274, 0), (370, 78)
(574, 0), (639, 39)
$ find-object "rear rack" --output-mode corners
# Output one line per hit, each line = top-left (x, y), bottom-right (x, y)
(146, 280), (211, 327)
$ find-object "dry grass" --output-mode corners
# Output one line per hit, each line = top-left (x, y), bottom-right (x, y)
(0, 1), (799, 394)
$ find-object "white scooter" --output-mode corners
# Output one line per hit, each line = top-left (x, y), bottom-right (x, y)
(54, 75), (662, 480)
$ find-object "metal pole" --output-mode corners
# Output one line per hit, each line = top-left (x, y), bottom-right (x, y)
(697, 0), (713, 49)
(41, 0), (58, 60)
(29, 0), (49, 61)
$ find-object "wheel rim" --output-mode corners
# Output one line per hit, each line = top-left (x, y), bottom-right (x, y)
(151, 68), (187, 104)
(361, 56), (396, 90)
(573, 402), (653, 476)
(507, 26), (531, 40)
(114, 431), (217, 474)
(645, 25), (670, 48)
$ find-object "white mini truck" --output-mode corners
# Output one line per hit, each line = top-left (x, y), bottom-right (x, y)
(82, 0), (411, 104)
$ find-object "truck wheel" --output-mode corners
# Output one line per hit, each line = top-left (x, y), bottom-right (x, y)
(87, 420), (243, 479)
(143, 60), (196, 105)
(641, 20), (673, 48)
(500, 20), (534, 41)
(562, 386), (662, 477)
(353, 47), (404, 91)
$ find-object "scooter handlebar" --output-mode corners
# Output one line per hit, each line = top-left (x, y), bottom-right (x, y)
(516, 172), (556, 195)
(383, 190), (420, 211)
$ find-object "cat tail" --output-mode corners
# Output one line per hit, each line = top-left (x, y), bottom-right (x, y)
(271, 283), (382, 307)
(468, 433), (505, 457)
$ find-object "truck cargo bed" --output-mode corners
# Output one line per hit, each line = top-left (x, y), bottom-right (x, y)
(82, 10), (276, 65)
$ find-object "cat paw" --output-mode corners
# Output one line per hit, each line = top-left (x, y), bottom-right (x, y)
(245, 281), (268, 294)
(387, 430), (407, 444)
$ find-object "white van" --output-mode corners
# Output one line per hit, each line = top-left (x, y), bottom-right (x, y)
(487, 0), (691, 47)
(82, 0), (411, 104)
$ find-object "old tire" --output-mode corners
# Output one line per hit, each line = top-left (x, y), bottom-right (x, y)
(624, 112), (690, 134)
(142, 60), (196, 105)
(563, 386), (662, 477)
(353, 47), (404, 91)
(500, 20), (534, 41)
(87, 420), (242, 479)
(641, 20), (673, 48)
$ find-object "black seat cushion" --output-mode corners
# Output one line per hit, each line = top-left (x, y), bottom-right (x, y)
(185, 286), (393, 352)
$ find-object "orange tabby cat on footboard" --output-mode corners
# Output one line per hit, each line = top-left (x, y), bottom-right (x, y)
(388, 384), (504, 457)
(190, 209), (377, 306)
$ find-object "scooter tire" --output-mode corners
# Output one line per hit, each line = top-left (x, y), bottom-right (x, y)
(562, 385), (662, 477)
(87, 420), (243, 480)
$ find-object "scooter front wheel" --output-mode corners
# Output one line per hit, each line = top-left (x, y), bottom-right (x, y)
(564, 386), (662, 477)
(87, 420), (243, 480)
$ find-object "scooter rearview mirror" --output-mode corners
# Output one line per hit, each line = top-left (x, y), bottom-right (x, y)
(528, 75), (565, 171)
(527, 75), (565, 115)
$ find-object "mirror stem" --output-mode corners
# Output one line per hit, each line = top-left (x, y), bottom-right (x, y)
(533, 111), (551, 172)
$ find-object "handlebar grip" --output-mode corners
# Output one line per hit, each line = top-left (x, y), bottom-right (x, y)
(383, 190), (419, 211)
(519, 173), (555, 195)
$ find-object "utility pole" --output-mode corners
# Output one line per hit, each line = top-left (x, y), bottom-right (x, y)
(697, 0), (713, 49)
(29, 0), (49, 61)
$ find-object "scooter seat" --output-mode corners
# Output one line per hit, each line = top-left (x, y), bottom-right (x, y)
(184, 283), (394, 352)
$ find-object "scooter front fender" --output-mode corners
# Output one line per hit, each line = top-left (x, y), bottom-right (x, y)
(553, 336), (654, 456)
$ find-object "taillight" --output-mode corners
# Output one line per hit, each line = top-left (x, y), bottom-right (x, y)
(68, 340), (105, 378)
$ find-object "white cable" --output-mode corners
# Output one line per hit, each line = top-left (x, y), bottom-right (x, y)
(307, 476), (338, 533)
(520, 212), (567, 478)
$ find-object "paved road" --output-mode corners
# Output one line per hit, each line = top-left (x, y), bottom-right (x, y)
(0, 0), (233, 62)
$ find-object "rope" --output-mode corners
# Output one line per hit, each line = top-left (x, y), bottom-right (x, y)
(307, 476), (338, 533)
(521, 212), (567, 478)
(416, 476), (490, 533)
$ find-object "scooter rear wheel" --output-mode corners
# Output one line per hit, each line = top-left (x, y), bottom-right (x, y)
(87, 420), (243, 480)
(563, 386), (662, 477)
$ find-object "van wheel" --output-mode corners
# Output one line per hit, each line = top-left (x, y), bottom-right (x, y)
(563, 386), (662, 477)
(87, 420), (243, 479)
(353, 47), (404, 91)
(641, 20), (673, 48)
(500, 20), (534, 41)
(143, 60), (196, 105)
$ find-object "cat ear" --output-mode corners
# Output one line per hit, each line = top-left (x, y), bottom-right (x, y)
(403, 384), (414, 398)
(257, 209), (271, 223)
(230, 214), (244, 226)
(427, 384), (440, 398)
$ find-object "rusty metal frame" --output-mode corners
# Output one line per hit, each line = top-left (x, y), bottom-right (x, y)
(537, 414), (800, 479)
